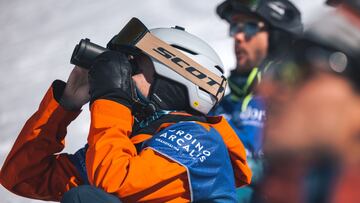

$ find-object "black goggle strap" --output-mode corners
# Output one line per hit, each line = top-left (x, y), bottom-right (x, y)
(137, 33), (227, 102)
(112, 17), (227, 102)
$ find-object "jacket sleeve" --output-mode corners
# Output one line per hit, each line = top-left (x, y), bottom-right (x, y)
(209, 116), (252, 187)
(86, 99), (190, 202)
(0, 80), (84, 201)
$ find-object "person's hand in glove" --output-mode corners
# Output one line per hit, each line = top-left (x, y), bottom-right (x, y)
(88, 51), (136, 110)
(59, 66), (90, 110)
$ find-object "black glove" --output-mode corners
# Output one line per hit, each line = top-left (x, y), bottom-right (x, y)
(88, 51), (136, 110)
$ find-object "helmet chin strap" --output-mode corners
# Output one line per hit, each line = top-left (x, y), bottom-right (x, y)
(132, 86), (158, 122)
(132, 77), (189, 131)
(133, 73), (189, 124)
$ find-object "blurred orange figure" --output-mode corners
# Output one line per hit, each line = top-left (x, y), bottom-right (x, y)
(257, 1), (360, 202)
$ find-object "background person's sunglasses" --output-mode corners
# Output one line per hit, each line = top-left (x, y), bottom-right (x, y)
(230, 21), (267, 39)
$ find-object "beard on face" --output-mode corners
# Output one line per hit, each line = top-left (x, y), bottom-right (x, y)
(236, 47), (266, 73)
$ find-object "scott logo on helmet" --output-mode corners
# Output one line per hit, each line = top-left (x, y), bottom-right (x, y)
(153, 47), (225, 94)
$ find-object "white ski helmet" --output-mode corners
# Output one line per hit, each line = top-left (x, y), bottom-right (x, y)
(149, 27), (225, 115)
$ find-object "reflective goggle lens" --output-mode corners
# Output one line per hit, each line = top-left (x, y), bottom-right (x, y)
(230, 21), (265, 38)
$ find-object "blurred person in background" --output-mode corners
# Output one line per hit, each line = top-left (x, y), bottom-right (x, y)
(214, 0), (303, 201)
(257, 0), (360, 202)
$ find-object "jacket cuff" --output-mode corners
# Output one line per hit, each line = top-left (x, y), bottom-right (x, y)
(52, 79), (85, 112)
(37, 81), (82, 139)
(52, 79), (67, 104)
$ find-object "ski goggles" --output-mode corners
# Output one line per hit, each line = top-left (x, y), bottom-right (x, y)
(229, 20), (267, 38)
(110, 18), (227, 101)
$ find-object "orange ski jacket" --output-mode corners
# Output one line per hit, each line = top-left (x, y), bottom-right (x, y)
(0, 81), (251, 202)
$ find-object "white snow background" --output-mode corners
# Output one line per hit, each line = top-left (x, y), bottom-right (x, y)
(0, 0), (330, 202)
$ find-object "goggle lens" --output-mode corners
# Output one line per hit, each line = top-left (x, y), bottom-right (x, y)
(230, 21), (266, 38)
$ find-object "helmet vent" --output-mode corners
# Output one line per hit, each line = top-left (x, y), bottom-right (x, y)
(171, 44), (198, 55)
(215, 65), (224, 74)
(173, 25), (186, 31)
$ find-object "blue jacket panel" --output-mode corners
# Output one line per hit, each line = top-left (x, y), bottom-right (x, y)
(213, 94), (265, 157)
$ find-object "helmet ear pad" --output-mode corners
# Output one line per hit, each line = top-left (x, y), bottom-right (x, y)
(148, 74), (190, 111)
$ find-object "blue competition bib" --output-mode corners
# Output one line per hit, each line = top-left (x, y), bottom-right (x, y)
(143, 121), (237, 202)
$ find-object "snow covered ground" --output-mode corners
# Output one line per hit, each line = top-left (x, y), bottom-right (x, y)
(0, 0), (330, 202)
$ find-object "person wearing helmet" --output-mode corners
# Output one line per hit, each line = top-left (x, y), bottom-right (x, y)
(0, 24), (252, 202)
(257, 1), (360, 202)
(213, 0), (303, 201)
